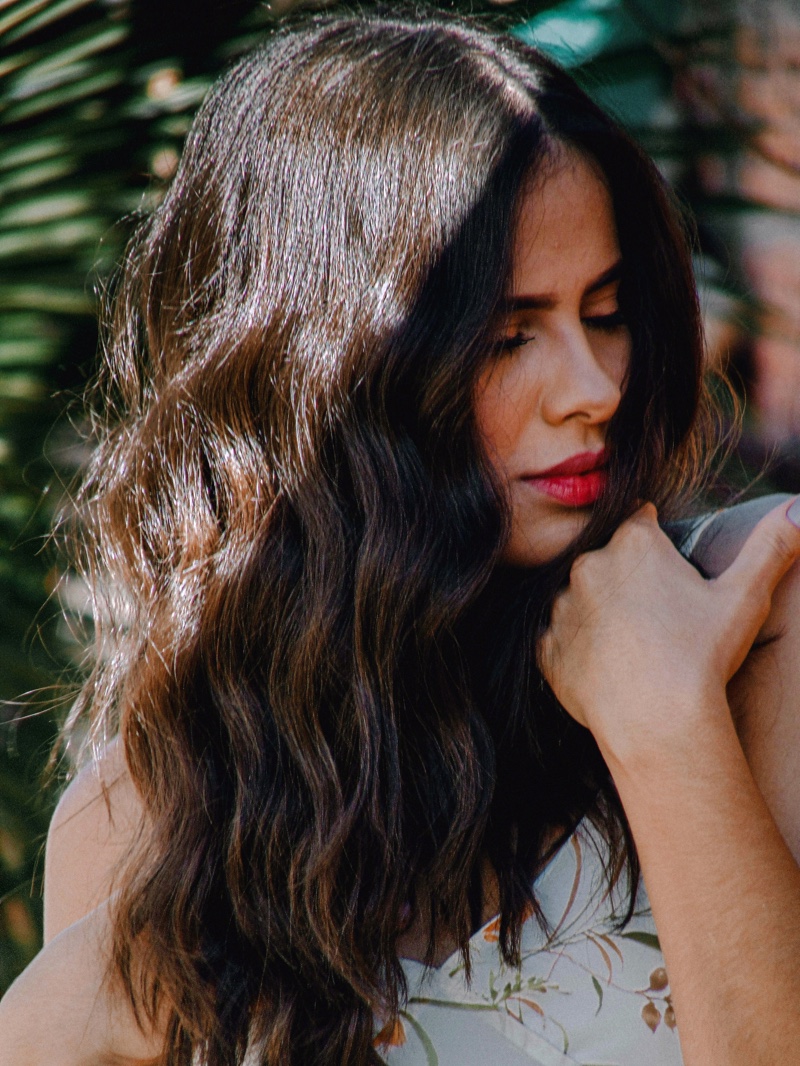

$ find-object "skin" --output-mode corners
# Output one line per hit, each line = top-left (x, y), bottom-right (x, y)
(3, 156), (800, 1064)
(474, 150), (629, 566)
(540, 499), (800, 1066)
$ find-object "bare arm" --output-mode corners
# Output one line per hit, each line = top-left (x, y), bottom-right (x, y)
(541, 497), (800, 1066)
(44, 736), (145, 942)
(0, 740), (163, 1065)
(0, 899), (163, 1066)
(690, 493), (800, 860)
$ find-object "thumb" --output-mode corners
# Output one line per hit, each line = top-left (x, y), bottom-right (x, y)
(716, 496), (800, 624)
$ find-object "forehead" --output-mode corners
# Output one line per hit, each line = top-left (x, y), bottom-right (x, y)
(511, 149), (621, 294)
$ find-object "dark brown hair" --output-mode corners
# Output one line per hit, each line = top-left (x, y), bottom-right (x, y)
(63, 8), (712, 1064)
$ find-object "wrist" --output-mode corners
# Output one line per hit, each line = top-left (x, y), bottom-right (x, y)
(592, 685), (736, 786)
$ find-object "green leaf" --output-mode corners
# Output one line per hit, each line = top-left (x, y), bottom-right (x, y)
(0, 286), (92, 315)
(0, 373), (46, 401)
(0, 160), (78, 195)
(0, 0), (52, 41)
(592, 974), (604, 1014)
(0, 340), (57, 366)
(1, 69), (123, 123)
(399, 1011), (439, 1066)
(0, 193), (94, 227)
(9, 23), (126, 81)
(0, 219), (106, 260)
(513, 0), (648, 68)
(619, 930), (662, 950)
(0, 0), (96, 46)
(0, 137), (70, 172)
(408, 997), (498, 1012)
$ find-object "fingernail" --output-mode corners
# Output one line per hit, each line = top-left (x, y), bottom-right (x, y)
(787, 498), (800, 528)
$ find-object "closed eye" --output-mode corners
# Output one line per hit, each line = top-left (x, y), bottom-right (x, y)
(497, 331), (535, 353)
(498, 309), (626, 352)
(583, 309), (626, 331)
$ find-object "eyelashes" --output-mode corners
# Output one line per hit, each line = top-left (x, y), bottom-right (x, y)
(583, 309), (627, 332)
(498, 332), (535, 354)
(497, 309), (627, 354)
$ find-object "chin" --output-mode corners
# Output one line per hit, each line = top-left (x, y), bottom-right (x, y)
(502, 510), (590, 567)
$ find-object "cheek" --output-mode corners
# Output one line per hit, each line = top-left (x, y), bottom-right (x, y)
(473, 362), (530, 468)
(606, 329), (632, 391)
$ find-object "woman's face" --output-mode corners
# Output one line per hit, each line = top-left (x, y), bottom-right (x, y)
(475, 150), (631, 567)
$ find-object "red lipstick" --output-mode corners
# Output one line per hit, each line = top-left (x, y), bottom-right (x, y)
(522, 449), (609, 507)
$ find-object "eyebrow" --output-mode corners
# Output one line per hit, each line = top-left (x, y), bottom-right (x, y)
(501, 259), (624, 312)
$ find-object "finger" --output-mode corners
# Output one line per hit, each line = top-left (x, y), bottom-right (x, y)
(628, 501), (659, 526)
(536, 625), (555, 682)
(717, 496), (800, 612)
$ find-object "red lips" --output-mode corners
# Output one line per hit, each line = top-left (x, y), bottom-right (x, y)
(522, 449), (609, 507)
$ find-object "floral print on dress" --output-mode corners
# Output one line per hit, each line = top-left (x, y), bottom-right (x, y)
(377, 821), (684, 1066)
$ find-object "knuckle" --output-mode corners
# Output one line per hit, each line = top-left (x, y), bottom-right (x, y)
(570, 553), (590, 580)
(616, 516), (658, 558)
(728, 578), (769, 625)
(537, 631), (555, 674)
(568, 560), (594, 596)
(571, 547), (604, 578)
(628, 519), (655, 547)
(549, 591), (569, 627)
(630, 501), (659, 526)
(766, 524), (799, 563)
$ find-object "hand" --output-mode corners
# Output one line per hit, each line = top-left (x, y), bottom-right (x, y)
(538, 498), (800, 762)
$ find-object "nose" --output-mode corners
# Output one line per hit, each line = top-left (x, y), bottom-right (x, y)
(539, 321), (626, 427)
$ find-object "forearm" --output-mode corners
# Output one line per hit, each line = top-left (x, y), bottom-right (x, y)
(602, 697), (800, 1066)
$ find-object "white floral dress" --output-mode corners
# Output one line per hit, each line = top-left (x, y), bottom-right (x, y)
(376, 818), (683, 1066)
(372, 514), (740, 1065)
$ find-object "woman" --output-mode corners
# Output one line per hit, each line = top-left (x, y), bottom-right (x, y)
(2, 9), (800, 1066)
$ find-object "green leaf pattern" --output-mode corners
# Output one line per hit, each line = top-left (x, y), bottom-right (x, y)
(378, 821), (683, 1065)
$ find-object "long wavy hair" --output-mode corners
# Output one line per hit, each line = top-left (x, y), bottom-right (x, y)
(62, 8), (715, 1064)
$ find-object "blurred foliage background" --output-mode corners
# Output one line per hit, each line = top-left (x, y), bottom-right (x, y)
(1, 0), (799, 990)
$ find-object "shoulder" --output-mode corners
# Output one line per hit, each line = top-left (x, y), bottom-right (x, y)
(44, 736), (146, 943)
(682, 493), (793, 577)
(683, 492), (800, 645)
(685, 493), (800, 861)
